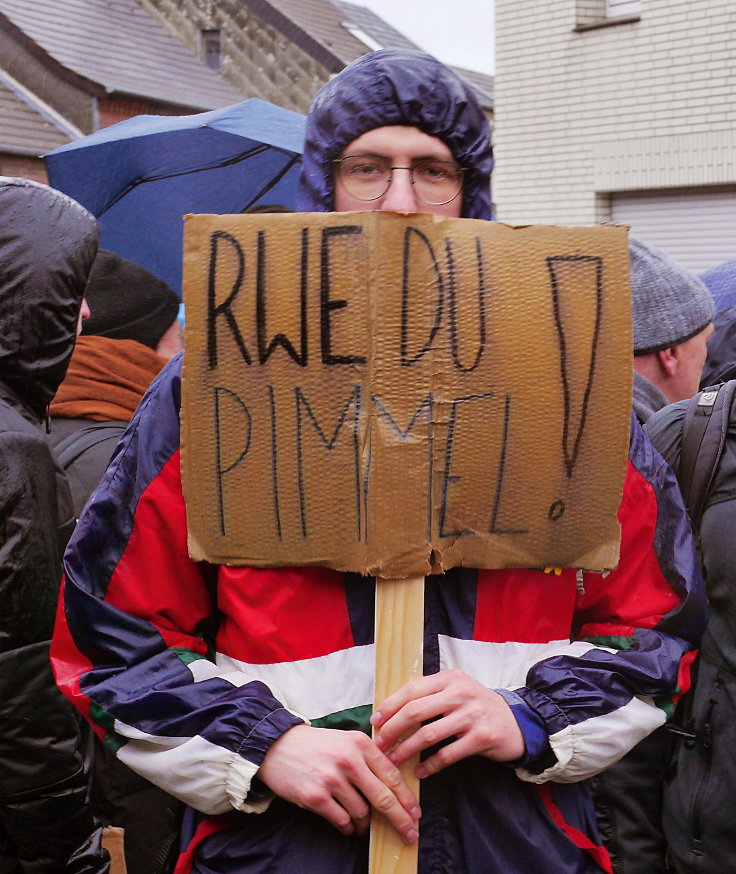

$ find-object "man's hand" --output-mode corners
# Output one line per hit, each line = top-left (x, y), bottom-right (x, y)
(258, 724), (420, 842)
(371, 669), (525, 778)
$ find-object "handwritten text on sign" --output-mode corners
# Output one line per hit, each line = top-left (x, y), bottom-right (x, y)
(181, 213), (632, 577)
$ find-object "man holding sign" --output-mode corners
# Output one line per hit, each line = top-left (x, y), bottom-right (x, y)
(53, 50), (706, 874)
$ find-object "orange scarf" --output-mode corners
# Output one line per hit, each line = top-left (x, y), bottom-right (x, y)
(51, 335), (167, 422)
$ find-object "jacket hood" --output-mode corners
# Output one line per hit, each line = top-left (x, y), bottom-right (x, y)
(0, 177), (99, 418)
(700, 257), (736, 315)
(297, 49), (493, 219)
(702, 302), (736, 387)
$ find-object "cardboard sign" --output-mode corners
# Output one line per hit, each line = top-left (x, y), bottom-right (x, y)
(181, 213), (632, 577)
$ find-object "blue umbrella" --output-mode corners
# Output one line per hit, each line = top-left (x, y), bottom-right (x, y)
(45, 98), (306, 295)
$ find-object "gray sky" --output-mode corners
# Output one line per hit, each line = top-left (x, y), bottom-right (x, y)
(358, 0), (495, 74)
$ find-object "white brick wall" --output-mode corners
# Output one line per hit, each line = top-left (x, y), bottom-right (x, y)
(494, 0), (736, 225)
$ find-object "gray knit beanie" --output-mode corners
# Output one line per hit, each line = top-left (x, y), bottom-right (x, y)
(630, 237), (714, 355)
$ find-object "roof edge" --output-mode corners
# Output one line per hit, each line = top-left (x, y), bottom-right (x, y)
(0, 11), (106, 98)
(240, 0), (345, 72)
(0, 68), (83, 138)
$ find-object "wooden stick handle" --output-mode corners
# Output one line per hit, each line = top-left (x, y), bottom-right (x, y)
(368, 574), (425, 874)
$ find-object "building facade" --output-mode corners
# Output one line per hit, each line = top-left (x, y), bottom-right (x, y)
(494, 0), (736, 270)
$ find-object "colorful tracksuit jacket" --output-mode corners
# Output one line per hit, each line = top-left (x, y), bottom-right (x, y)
(52, 356), (707, 874)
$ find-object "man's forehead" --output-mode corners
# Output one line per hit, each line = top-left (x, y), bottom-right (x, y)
(340, 126), (455, 161)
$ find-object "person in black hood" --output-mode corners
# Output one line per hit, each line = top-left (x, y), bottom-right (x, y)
(700, 301), (736, 387)
(0, 177), (109, 872)
(643, 300), (736, 874)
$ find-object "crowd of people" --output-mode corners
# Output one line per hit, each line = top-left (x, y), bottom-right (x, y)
(0, 47), (732, 874)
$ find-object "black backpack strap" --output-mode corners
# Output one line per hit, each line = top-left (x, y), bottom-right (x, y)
(678, 380), (736, 533)
(53, 421), (125, 470)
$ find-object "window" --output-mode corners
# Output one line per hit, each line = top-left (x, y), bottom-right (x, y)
(575, 0), (640, 30)
(606, 0), (641, 17)
(200, 29), (222, 71)
(341, 23), (383, 52)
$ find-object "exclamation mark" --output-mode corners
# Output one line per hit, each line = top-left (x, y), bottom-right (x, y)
(546, 255), (603, 521)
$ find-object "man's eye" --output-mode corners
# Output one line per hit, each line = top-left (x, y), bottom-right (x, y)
(346, 161), (384, 177)
(416, 162), (456, 182)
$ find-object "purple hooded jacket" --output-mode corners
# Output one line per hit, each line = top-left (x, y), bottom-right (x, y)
(53, 49), (707, 874)
(297, 49), (493, 220)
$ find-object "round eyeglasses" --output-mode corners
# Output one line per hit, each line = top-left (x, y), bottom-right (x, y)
(334, 155), (465, 206)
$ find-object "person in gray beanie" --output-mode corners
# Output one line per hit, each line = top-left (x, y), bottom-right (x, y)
(629, 237), (714, 424)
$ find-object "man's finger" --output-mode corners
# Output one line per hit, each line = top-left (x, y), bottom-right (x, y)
(347, 749), (420, 842)
(374, 690), (448, 752)
(384, 712), (462, 765)
(358, 771), (419, 843)
(414, 733), (478, 778)
(372, 673), (451, 728)
(364, 742), (422, 820)
(331, 785), (371, 835)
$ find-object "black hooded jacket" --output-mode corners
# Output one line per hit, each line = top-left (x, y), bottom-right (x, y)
(644, 306), (736, 874)
(0, 177), (108, 872)
(0, 177), (100, 648)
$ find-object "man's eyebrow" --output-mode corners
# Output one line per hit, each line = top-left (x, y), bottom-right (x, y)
(343, 152), (458, 164)
(412, 155), (459, 164)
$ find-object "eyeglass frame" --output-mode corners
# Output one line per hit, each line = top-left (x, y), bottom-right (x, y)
(332, 155), (466, 206)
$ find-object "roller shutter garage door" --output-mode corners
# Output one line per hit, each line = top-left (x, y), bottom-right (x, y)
(610, 187), (736, 272)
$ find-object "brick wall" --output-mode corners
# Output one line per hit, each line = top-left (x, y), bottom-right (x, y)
(139, 0), (328, 113)
(493, 0), (736, 225)
(0, 153), (48, 183)
(575, 0), (606, 28)
(98, 96), (195, 129)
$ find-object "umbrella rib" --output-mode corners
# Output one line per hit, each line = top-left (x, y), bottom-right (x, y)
(98, 142), (290, 216)
(240, 153), (302, 213)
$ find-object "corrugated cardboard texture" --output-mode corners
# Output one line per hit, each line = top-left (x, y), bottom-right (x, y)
(181, 213), (632, 577)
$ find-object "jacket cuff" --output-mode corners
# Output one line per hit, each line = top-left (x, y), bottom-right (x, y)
(226, 755), (272, 813)
(494, 688), (553, 768)
(227, 707), (307, 812)
(239, 706), (307, 766)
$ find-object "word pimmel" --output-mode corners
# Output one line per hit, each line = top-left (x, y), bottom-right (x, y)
(212, 381), (526, 543)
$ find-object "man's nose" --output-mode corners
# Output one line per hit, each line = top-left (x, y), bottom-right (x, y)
(379, 168), (420, 213)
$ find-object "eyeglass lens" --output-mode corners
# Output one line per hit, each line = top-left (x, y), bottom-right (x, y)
(337, 156), (463, 205)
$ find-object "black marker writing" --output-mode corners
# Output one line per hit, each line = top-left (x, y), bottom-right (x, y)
(295, 385), (363, 538)
(320, 226), (366, 365)
(547, 255), (603, 478)
(213, 386), (252, 535)
(207, 231), (251, 369)
(257, 228), (308, 365)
